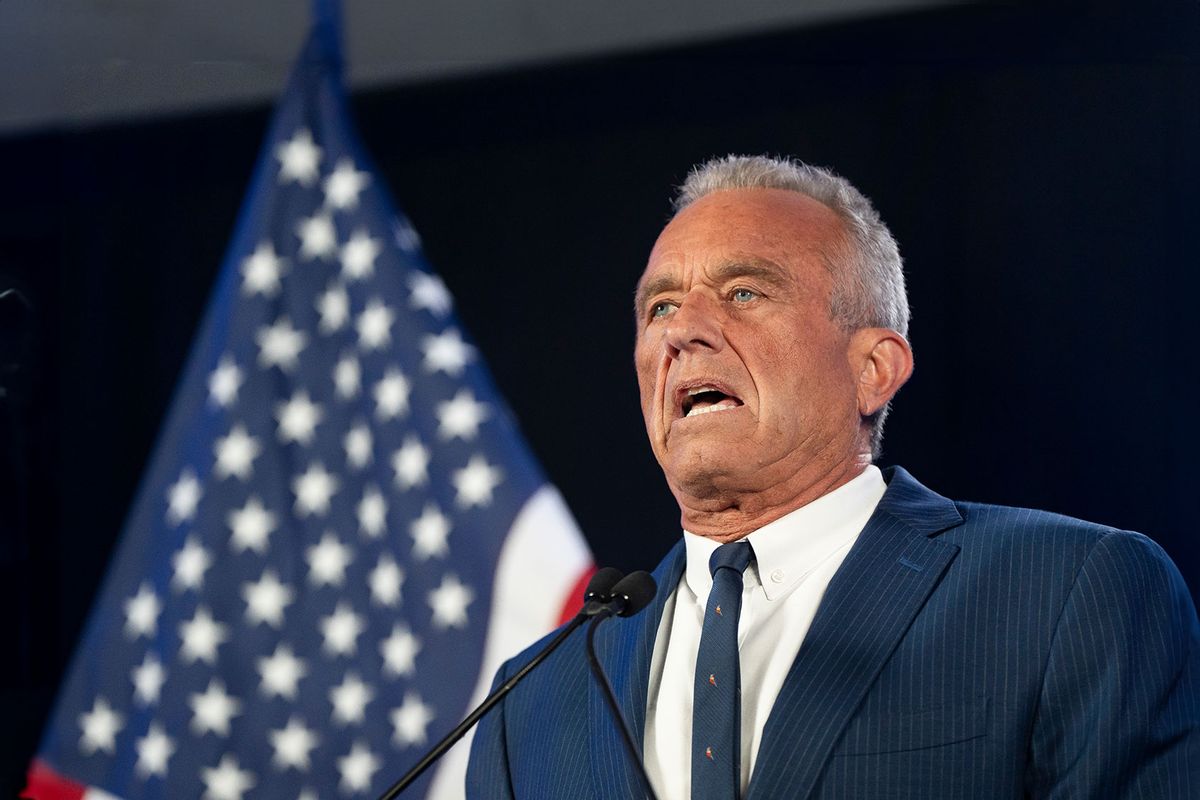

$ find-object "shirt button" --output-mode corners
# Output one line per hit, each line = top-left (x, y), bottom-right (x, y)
(770, 568), (785, 584)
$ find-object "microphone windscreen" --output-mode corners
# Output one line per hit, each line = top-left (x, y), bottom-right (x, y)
(610, 571), (657, 617)
(584, 567), (625, 601)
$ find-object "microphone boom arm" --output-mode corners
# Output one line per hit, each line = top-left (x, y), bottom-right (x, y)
(585, 612), (661, 800)
(375, 566), (649, 799)
(377, 612), (589, 800)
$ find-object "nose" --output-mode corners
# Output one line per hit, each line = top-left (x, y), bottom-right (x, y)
(664, 293), (725, 359)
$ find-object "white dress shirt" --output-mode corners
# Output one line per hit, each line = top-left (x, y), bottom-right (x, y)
(643, 465), (887, 799)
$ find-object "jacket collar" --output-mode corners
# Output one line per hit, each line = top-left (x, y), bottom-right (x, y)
(746, 465), (964, 800)
(587, 466), (963, 800)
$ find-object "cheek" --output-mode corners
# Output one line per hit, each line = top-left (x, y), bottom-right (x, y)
(633, 343), (660, 413)
(755, 337), (808, 395)
(756, 334), (849, 417)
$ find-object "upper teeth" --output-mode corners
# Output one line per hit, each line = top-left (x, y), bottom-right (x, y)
(688, 386), (718, 396)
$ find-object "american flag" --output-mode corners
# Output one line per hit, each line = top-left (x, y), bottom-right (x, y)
(26, 4), (592, 799)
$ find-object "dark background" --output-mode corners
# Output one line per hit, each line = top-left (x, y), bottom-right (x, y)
(2, 3), (1198, 794)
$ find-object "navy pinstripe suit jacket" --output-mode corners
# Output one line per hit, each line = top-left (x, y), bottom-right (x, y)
(466, 467), (1199, 798)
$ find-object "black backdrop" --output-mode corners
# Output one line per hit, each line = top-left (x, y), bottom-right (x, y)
(2, 3), (1198, 793)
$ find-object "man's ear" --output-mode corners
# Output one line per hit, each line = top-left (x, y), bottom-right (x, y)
(851, 328), (914, 417)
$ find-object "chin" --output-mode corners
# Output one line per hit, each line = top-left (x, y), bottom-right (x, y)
(663, 449), (741, 499)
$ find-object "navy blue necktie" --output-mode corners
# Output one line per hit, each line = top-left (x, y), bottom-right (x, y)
(691, 540), (754, 800)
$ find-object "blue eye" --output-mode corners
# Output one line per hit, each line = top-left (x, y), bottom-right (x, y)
(650, 302), (676, 319)
(732, 288), (757, 303)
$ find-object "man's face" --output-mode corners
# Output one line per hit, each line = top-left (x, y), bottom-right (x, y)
(634, 188), (865, 504)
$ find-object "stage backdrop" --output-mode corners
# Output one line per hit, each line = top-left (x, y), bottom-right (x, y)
(1, 3), (1197, 795)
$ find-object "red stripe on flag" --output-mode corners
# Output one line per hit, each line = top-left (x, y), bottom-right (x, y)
(22, 760), (87, 800)
(555, 564), (596, 626)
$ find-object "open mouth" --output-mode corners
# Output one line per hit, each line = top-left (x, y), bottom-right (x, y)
(681, 386), (743, 418)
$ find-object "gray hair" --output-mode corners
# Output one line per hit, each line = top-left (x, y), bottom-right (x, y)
(673, 155), (910, 457)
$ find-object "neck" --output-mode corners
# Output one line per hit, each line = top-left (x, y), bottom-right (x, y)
(675, 453), (872, 542)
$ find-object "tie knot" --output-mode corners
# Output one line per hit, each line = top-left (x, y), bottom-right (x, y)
(709, 540), (753, 577)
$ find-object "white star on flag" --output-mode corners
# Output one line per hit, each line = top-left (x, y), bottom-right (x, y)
(306, 531), (353, 586)
(337, 741), (381, 794)
(123, 582), (161, 639)
(356, 298), (394, 350)
(408, 271), (453, 317)
(242, 569), (295, 628)
(320, 601), (367, 657)
(256, 316), (308, 372)
(166, 468), (203, 525)
(275, 127), (322, 186)
(452, 454), (504, 508)
(135, 722), (175, 778)
(323, 158), (369, 210)
(356, 485), (387, 538)
(410, 502), (451, 560)
(391, 435), (430, 489)
(200, 753), (256, 800)
(341, 229), (382, 280)
(390, 692), (436, 748)
(207, 355), (243, 407)
(240, 241), (287, 297)
(368, 553), (404, 608)
(380, 624), (420, 677)
(78, 697), (123, 755)
(270, 716), (320, 772)
(189, 679), (242, 737)
(329, 673), (375, 727)
(373, 367), (411, 420)
(171, 536), (213, 592)
(297, 212), (338, 260)
(276, 390), (324, 445)
(421, 327), (474, 375)
(436, 388), (489, 440)
(178, 606), (229, 665)
(214, 424), (261, 480)
(227, 496), (277, 554)
(333, 353), (362, 399)
(316, 281), (350, 333)
(428, 573), (475, 630)
(293, 462), (339, 517)
(131, 653), (166, 706)
(343, 422), (372, 468)
(257, 644), (308, 700)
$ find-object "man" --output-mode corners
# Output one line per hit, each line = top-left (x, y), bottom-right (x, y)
(466, 156), (1199, 798)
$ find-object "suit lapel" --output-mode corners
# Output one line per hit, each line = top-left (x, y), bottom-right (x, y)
(746, 467), (964, 800)
(588, 542), (686, 799)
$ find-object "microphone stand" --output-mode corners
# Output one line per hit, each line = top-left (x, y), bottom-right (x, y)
(377, 612), (590, 799)
(585, 612), (661, 800)
(376, 568), (655, 799)
(377, 567), (626, 799)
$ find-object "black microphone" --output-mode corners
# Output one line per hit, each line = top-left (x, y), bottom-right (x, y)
(377, 567), (626, 800)
(585, 570), (660, 800)
(601, 571), (657, 618)
(582, 566), (626, 615)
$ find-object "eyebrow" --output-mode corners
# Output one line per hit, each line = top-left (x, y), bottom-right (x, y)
(633, 257), (794, 317)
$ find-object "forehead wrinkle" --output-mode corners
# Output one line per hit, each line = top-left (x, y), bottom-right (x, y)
(707, 256), (795, 291)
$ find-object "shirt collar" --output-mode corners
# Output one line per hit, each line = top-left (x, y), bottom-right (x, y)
(682, 465), (886, 602)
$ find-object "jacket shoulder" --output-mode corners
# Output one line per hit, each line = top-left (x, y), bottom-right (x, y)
(954, 499), (1119, 539)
